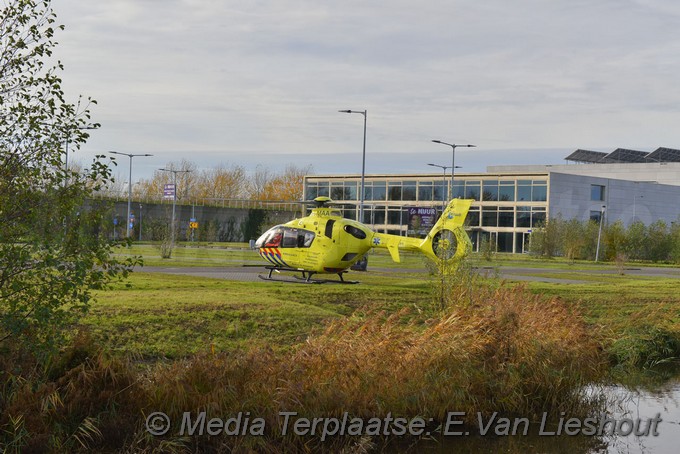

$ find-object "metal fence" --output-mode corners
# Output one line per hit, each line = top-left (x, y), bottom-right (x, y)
(93, 195), (304, 212)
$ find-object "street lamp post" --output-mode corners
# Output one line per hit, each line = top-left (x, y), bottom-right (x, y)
(595, 205), (606, 262)
(431, 140), (476, 199)
(110, 151), (153, 238)
(427, 163), (460, 212)
(339, 109), (367, 222)
(633, 194), (643, 222)
(427, 163), (450, 212)
(159, 168), (192, 250)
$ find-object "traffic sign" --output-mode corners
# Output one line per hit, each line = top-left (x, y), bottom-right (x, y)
(189, 222), (199, 229)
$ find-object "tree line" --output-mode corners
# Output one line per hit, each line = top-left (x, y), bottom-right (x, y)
(529, 217), (680, 263)
(96, 159), (313, 203)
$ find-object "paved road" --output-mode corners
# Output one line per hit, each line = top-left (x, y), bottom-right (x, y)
(138, 263), (680, 284)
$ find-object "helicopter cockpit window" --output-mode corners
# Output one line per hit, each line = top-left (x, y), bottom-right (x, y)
(254, 226), (283, 248)
(281, 227), (315, 248)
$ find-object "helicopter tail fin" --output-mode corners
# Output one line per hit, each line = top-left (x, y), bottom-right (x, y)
(371, 199), (473, 264)
(417, 198), (473, 263)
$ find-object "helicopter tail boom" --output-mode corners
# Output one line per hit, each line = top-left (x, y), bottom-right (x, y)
(372, 198), (473, 263)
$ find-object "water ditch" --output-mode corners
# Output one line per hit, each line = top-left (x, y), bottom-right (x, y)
(415, 370), (680, 453)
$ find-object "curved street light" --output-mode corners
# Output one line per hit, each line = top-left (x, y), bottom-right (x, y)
(431, 140), (476, 199)
(109, 151), (153, 239)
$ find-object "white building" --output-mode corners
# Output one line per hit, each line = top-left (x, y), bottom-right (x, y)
(303, 148), (680, 253)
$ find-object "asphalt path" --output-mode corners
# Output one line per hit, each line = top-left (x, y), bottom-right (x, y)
(138, 263), (680, 284)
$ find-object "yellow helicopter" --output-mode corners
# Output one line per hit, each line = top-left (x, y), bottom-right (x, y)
(253, 196), (473, 283)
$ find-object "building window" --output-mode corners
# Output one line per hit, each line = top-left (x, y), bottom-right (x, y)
(418, 183), (433, 201)
(372, 182), (386, 201)
(531, 209), (546, 226)
(344, 182), (357, 201)
(482, 180), (499, 201)
(387, 207), (404, 225)
(388, 182), (402, 201)
(465, 181), (481, 201)
(466, 207), (480, 227)
(497, 232), (513, 253)
(591, 184), (605, 201)
(499, 181), (515, 201)
(590, 210), (603, 222)
(517, 180), (532, 201)
(516, 206), (531, 228)
(402, 181), (417, 201)
(482, 206), (498, 227)
(305, 185), (318, 200)
(434, 181), (447, 201)
(317, 183), (329, 197)
(452, 181), (465, 198)
(532, 185), (547, 202)
(331, 183), (344, 200)
(498, 207), (514, 227)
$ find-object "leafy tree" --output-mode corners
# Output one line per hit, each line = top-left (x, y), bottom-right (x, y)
(248, 164), (312, 201)
(670, 220), (680, 264)
(603, 220), (626, 261)
(0, 0), (137, 356)
(528, 217), (562, 258)
(195, 163), (247, 200)
(645, 220), (671, 262)
(562, 218), (586, 261)
(133, 159), (197, 201)
(624, 221), (646, 260)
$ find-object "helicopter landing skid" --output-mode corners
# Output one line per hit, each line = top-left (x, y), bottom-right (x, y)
(258, 267), (359, 284)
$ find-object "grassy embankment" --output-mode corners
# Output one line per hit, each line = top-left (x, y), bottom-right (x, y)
(100, 243), (680, 363)
(2, 243), (678, 452)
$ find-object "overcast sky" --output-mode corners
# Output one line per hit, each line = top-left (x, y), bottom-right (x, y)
(53, 0), (680, 181)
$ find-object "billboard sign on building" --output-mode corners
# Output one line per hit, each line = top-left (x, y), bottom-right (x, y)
(407, 206), (437, 236)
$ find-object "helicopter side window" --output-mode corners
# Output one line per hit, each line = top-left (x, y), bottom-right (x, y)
(344, 225), (367, 240)
(281, 227), (315, 248)
(301, 231), (315, 247)
(282, 228), (298, 248)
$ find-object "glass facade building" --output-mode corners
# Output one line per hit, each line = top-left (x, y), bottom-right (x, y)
(304, 172), (550, 253)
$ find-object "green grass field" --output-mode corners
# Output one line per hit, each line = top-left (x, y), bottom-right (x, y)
(83, 243), (680, 361)
(86, 269), (433, 358)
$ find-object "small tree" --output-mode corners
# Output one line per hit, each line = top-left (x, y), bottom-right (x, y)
(603, 220), (626, 262)
(624, 221), (646, 260)
(562, 218), (586, 261)
(0, 1), (137, 356)
(670, 220), (680, 264)
(646, 220), (671, 262)
(529, 217), (562, 258)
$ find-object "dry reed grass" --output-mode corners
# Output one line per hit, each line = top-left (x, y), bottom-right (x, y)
(1, 283), (605, 452)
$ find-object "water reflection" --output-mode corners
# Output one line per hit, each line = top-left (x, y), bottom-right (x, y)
(417, 370), (680, 453)
(604, 374), (680, 454)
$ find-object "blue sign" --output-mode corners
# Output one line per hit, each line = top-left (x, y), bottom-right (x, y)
(190, 217), (196, 223)
(113, 218), (118, 225)
(163, 184), (176, 200)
